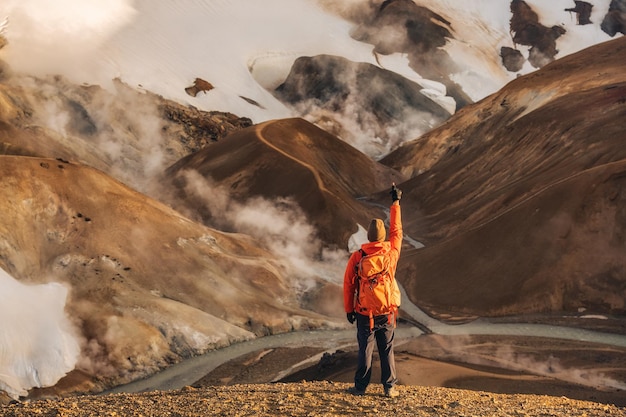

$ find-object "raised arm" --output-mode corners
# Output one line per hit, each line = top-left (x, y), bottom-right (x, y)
(388, 184), (402, 255)
(388, 201), (402, 255)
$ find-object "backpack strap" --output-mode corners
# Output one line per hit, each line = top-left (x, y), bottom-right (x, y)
(353, 249), (366, 282)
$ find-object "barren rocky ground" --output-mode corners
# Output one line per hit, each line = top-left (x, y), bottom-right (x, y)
(2, 382), (624, 417)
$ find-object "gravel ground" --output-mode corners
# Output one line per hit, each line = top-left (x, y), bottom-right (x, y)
(2, 382), (625, 417)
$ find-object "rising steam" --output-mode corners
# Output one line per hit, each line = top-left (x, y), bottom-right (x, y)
(0, 0), (136, 84)
(179, 170), (348, 296)
(0, 268), (80, 398)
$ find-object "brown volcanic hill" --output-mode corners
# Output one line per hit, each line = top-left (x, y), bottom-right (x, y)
(0, 155), (334, 393)
(166, 117), (406, 248)
(402, 160), (626, 317)
(379, 36), (626, 317)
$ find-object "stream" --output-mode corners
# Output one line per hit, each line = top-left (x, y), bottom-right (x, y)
(108, 283), (626, 394)
(108, 208), (626, 394)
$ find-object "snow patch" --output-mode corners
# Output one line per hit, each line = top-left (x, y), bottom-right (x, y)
(523, 0), (615, 59)
(347, 224), (368, 253)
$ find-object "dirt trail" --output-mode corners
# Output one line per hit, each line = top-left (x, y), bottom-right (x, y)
(255, 122), (331, 195)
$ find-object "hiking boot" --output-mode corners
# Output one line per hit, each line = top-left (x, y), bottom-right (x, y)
(385, 387), (399, 398)
(346, 386), (366, 396)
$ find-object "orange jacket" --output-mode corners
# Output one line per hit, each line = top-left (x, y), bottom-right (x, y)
(343, 201), (402, 313)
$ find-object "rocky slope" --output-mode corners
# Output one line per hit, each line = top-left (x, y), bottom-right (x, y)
(0, 76), (252, 191)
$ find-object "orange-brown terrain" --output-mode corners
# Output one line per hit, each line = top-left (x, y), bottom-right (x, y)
(0, 1), (625, 415)
(384, 35), (626, 318)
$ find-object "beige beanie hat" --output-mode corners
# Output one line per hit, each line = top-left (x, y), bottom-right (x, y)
(367, 218), (386, 242)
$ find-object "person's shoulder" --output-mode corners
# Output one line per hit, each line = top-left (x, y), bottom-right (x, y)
(361, 242), (391, 253)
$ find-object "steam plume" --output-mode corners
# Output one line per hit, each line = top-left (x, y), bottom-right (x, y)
(0, 268), (80, 398)
(0, 0), (136, 83)
(179, 170), (347, 296)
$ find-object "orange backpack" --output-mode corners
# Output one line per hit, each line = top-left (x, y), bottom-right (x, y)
(354, 249), (398, 329)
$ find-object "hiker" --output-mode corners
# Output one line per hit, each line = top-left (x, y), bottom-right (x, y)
(343, 183), (402, 398)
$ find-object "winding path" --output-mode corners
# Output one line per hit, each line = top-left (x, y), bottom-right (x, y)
(256, 122), (331, 195)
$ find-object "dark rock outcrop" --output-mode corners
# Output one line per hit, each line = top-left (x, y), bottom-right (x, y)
(601, 0), (626, 36)
(350, 0), (472, 110)
(276, 55), (451, 122)
(184, 77), (214, 97)
(510, 0), (566, 68)
(274, 54), (451, 156)
(565, 1), (594, 25)
(500, 46), (525, 72)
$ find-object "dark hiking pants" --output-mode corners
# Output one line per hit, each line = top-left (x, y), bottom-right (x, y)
(354, 313), (397, 391)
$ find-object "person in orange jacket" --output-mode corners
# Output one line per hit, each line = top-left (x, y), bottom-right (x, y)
(343, 184), (402, 398)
